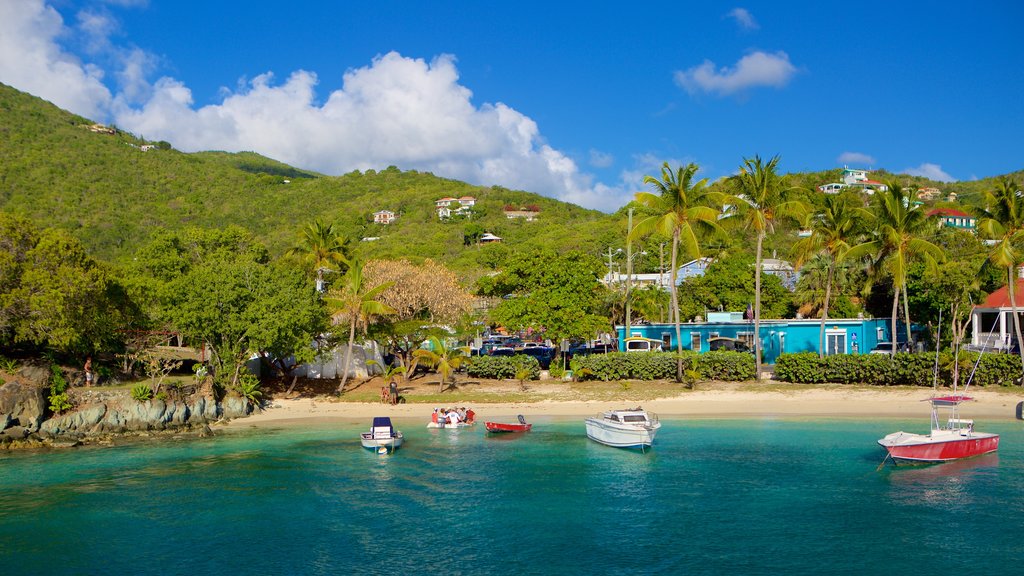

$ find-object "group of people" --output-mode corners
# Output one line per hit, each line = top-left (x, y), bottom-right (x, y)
(432, 407), (475, 427)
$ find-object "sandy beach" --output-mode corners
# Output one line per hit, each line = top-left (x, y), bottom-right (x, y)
(225, 386), (1024, 428)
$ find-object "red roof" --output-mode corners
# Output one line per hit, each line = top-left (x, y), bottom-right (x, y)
(979, 278), (1024, 308)
(927, 208), (971, 218)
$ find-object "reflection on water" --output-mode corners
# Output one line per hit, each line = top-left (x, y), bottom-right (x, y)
(884, 453), (1000, 509)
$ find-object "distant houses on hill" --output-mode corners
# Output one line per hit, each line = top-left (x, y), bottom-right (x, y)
(504, 204), (541, 221)
(435, 196), (476, 219)
(373, 210), (397, 225)
(817, 167), (890, 195)
(601, 257), (799, 292)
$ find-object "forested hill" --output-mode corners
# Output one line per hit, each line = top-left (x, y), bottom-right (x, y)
(0, 82), (614, 269)
(2, 81), (1021, 272)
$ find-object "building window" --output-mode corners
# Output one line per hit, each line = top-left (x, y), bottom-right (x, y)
(662, 334), (672, 350)
(736, 332), (754, 348)
(825, 329), (847, 355)
(691, 333), (701, 352)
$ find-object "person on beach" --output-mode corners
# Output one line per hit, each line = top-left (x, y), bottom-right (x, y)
(84, 356), (94, 387)
(465, 408), (475, 424)
(380, 386), (390, 404)
(389, 380), (398, 405)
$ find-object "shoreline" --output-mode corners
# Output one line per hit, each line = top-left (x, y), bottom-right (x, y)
(224, 387), (1024, 428)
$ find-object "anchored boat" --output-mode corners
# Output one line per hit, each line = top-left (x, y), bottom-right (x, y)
(485, 415), (532, 433)
(585, 408), (660, 450)
(877, 395), (999, 463)
(361, 416), (403, 454)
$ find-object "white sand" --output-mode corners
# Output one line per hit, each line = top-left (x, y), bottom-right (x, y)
(224, 387), (1024, 428)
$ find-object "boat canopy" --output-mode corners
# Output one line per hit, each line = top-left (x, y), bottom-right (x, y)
(372, 416), (394, 429)
(930, 396), (972, 406)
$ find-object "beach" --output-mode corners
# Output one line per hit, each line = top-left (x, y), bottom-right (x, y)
(226, 385), (1024, 428)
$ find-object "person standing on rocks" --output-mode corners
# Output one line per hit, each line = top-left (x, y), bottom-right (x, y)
(84, 356), (94, 387)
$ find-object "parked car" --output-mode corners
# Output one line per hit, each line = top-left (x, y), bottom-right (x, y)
(870, 342), (909, 354)
(707, 337), (751, 353)
(519, 346), (556, 369)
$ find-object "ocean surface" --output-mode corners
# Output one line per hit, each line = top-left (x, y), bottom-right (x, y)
(2, 416), (1023, 575)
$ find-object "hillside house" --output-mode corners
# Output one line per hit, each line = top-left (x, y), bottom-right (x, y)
(971, 272), (1024, 351)
(917, 187), (941, 201)
(504, 204), (540, 221)
(601, 257), (799, 291)
(841, 167), (889, 194)
(436, 196), (476, 219)
(373, 210), (397, 225)
(927, 207), (975, 230)
(479, 232), (502, 243)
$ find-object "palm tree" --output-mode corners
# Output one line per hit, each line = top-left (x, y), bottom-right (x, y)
(849, 183), (944, 353)
(631, 162), (723, 382)
(287, 219), (351, 292)
(326, 259), (394, 393)
(976, 176), (1024, 369)
(413, 336), (470, 393)
(729, 155), (809, 379)
(793, 194), (862, 357)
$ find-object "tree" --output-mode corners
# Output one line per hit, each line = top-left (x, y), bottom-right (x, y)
(326, 258), (395, 393)
(412, 336), (469, 392)
(729, 155), (809, 378)
(363, 258), (474, 377)
(976, 176), (1024, 370)
(850, 183), (944, 353)
(484, 249), (611, 344)
(793, 195), (863, 357)
(287, 219), (351, 292)
(632, 162), (723, 381)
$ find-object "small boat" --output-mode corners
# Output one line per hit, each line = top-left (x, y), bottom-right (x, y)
(485, 415), (532, 433)
(585, 407), (660, 450)
(427, 409), (475, 428)
(361, 416), (403, 454)
(877, 395), (999, 464)
(877, 312), (999, 465)
(426, 421), (474, 429)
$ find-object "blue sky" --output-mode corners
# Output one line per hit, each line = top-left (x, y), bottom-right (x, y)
(1, 1), (1021, 211)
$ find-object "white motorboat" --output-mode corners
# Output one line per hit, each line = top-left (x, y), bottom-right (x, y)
(585, 408), (661, 450)
(361, 416), (403, 454)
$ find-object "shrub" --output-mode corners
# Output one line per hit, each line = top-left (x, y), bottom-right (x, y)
(47, 364), (73, 414)
(774, 351), (1022, 387)
(131, 383), (153, 402)
(467, 355), (540, 380)
(235, 373), (263, 404)
(0, 356), (18, 373)
(697, 351), (756, 381)
(548, 363), (566, 380)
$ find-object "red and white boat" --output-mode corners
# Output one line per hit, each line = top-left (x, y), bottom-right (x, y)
(877, 395), (999, 464)
(485, 415), (532, 433)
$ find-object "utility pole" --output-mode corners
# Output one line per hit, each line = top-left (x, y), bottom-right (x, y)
(605, 247), (615, 282)
(625, 208), (633, 335)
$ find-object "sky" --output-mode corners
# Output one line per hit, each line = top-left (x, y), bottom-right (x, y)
(1, 1), (1022, 212)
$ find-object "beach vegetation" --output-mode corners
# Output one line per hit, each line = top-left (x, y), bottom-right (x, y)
(774, 351), (1021, 387)
(975, 176), (1024, 371)
(325, 258), (395, 393)
(235, 373), (263, 405)
(131, 383), (153, 402)
(413, 336), (470, 392)
(466, 354), (540, 380)
(569, 351), (754, 382)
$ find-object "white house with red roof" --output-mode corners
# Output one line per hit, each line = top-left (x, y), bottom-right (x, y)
(841, 167), (889, 194)
(971, 271), (1024, 350)
(927, 207), (976, 230)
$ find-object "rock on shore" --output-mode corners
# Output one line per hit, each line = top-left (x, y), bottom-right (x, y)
(0, 379), (255, 449)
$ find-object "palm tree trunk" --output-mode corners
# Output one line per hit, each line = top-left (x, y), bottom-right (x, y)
(754, 232), (764, 380)
(902, 284), (912, 349)
(1008, 266), (1024, 372)
(819, 264), (833, 358)
(337, 320), (357, 394)
(671, 230), (683, 382)
(891, 287), (900, 354)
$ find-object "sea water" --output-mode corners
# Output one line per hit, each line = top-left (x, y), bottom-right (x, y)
(2, 417), (1023, 575)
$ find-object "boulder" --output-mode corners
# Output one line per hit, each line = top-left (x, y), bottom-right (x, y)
(0, 380), (47, 432)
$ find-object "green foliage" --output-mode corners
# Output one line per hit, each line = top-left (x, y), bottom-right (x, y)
(677, 255), (792, 321)
(774, 352), (1021, 387)
(0, 356), (17, 373)
(466, 354), (540, 380)
(235, 373), (263, 404)
(547, 363), (566, 379)
(131, 383), (153, 402)
(569, 351), (755, 382)
(696, 351), (757, 381)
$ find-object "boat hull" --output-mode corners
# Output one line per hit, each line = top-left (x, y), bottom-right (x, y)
(585, 418), (660, 449)
(485, 421), (531, 433)
(360, 433), (403, 451)
(426, 422), (473, 429)
(877, 431), (999, 463)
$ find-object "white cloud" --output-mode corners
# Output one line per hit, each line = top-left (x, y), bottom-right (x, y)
(589, 149), (614, 168)
(903, 163), (956, 183)
(674, 50), (797, 96)
(0, 1), (630, 212)
(0, 0), (112, 120)
(837, 151), (876, 166)
(727, 8), (759, 30)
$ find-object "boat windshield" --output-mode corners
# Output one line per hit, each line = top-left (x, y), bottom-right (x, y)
(622, 415), (648, 423)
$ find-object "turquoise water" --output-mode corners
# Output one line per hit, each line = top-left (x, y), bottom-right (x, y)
(2, 417), (1023, 575)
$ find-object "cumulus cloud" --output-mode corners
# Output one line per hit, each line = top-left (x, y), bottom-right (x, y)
(726, 8), (759, 30)
(674, 51), (797, 96)
(837, 151), (876, 166)
(904, 163), (956, 183)
(0, 0), (112, 120)
(0, 1), (630, 212)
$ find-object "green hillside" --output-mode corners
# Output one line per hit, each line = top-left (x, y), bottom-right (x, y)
(1, 81), (1021, 276)
(0, 83), (614, 270)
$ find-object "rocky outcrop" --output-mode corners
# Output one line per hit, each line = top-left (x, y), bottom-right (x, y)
(0, 380), (47, 432)
(38, 395), (253, 438)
